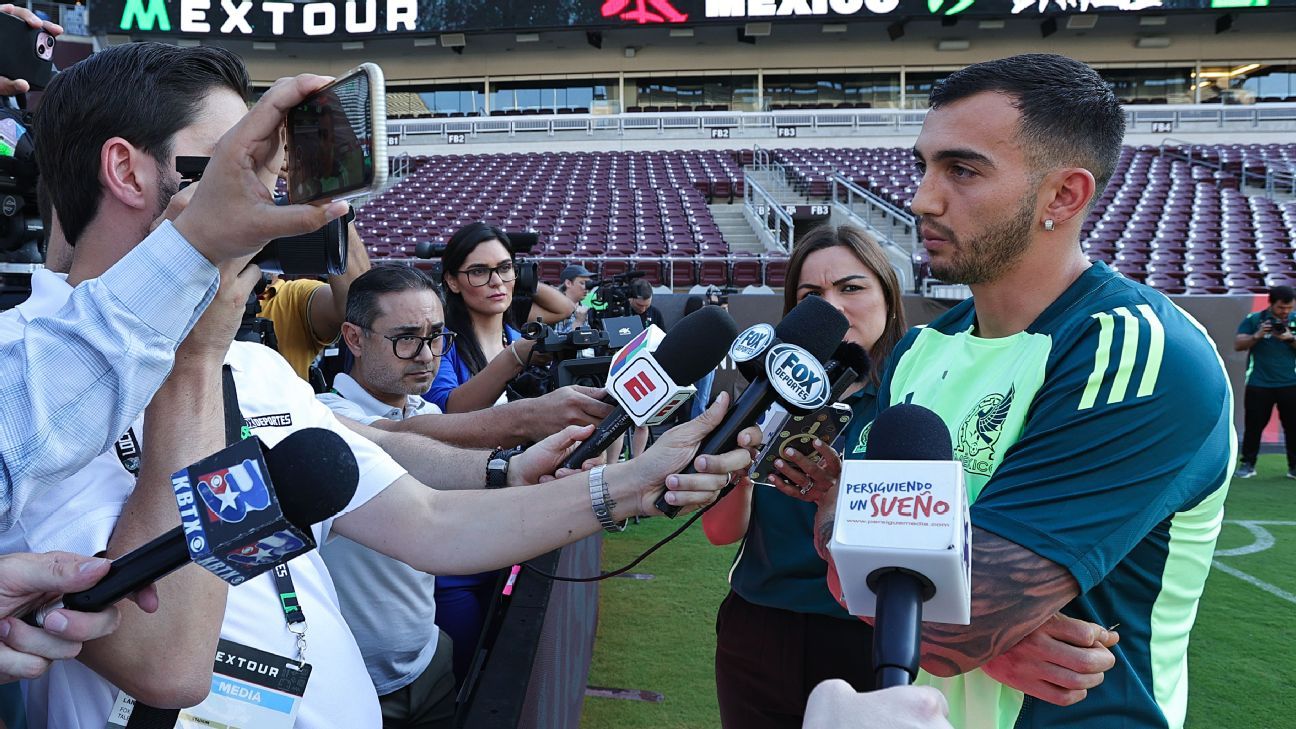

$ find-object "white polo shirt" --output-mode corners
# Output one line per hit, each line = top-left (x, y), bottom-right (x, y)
(0, 266), (410, 729)
(318, 374), (445, 695)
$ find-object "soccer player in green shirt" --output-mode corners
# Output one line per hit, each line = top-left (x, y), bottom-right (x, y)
(809, 54), (1233, 729)
(1233, 285), (1296, 479)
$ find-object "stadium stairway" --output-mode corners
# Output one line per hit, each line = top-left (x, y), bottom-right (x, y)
(709, 203), (766, 256)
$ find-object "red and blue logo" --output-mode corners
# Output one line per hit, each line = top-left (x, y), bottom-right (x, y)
(196, 459), (272, 524)
(227, 530), (306, 566)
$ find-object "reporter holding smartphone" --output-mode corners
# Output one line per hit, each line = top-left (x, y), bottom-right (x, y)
(0, 3), (61, 95)
(700, 225), (903, 728)
(0, 29), (350, 520)
(1233, 285), (1296, 478)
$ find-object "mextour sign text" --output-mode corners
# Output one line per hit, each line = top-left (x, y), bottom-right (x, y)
(96, 0), (1290, 39)
(117, 0), (419, 35)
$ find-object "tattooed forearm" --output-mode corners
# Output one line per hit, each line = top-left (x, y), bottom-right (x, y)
(919, 527), (1079, 677)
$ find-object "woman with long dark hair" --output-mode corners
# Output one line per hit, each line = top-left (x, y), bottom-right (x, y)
(425, 222), (573, 686)
(425, 222), (573, 412)
(703, 224), (905, 728)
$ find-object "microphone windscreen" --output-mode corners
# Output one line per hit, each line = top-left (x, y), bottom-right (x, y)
(265, 428), (361, 529)
(775, 295), (849, 364)
(654, 305), (739, 385)
(827, 341), (871, 382)
(865, 404), (954, 461)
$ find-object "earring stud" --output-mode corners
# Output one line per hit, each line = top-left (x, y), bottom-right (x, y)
(1043, 219), (1055, 231)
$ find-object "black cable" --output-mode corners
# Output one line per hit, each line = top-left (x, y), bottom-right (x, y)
(520, 482), (735, 583)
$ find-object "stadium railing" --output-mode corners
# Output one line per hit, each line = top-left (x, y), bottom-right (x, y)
(742, 176), (795, 254)
(386, 104), (1296, 147)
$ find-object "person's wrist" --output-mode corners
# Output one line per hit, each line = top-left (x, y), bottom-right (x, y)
(601, 461), (643, 519)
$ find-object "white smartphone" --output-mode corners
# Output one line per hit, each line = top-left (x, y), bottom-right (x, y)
(285, 62), (388, 204)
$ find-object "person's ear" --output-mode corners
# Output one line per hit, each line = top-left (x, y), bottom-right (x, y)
(341, 322), (365, 358)
(1040, 167), (1097, 229)
(443, 272), (461, 295)
(100, 138), (159, 213)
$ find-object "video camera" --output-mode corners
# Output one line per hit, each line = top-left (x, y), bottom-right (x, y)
(176, 156), (352, 276)
(1259, 311), (1296, 337)
(508, 319), (612, 398)
(0, 107), (42, 264)
(705, 284), (738, 307)
(586, 270), (647, 324)
(414, 229), (536, 298)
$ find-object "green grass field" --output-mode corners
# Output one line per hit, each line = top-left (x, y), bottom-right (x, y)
(581, 455), (1296, 728)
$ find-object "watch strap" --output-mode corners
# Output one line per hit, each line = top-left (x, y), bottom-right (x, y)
(589, 465), (626, 533)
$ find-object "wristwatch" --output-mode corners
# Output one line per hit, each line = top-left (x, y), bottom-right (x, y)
(486, 445), (525, 489)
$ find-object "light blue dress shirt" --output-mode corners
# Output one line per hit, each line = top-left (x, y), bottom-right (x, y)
(0, 221), (218, 527)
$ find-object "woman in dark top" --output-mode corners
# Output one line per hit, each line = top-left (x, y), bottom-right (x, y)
(703, 224), (907, 728)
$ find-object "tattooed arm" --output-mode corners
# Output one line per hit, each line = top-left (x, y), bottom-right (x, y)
(915, 527), (1078, 676)
(814, 487), (1079, 677)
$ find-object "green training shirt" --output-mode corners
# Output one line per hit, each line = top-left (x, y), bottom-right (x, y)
(1236, 310), (1296, 388)
(846, 261), (1234, 729)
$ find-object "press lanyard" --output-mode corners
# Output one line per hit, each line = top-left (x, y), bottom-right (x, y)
(223, 366), (308, 665)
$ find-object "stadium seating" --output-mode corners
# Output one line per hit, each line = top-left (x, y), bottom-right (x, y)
(769, 144), (1296, 295)
(356, 144), (1295, 294)
(355, 149), (789, 287)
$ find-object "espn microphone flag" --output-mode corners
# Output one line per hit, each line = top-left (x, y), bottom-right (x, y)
(606, 325), (696, 427)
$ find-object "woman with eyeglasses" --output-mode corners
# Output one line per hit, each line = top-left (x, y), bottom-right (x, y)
(425, 222), (574, 413)
(423, 222), (573, 687)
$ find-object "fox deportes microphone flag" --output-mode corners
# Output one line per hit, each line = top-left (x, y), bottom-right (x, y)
(26, 428), (359, 624)
(827, 404), (972, 689)
(655, 295), (849, 517)
(561, 306), (737, 470)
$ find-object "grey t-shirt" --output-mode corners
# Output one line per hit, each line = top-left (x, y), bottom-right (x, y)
(318, 373), (443, 694)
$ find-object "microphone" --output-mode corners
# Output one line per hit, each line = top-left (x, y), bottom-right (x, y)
(654, 295), (850, 517)
(821, 341), (872, 403)
(26, 428), (359, 624)
(748, 341), (871, 485)
(560, 306), (737, 470)
(826, 404), (972, 689)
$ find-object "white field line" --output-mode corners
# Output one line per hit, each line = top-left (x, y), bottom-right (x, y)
(1212, 520), (1296, 605)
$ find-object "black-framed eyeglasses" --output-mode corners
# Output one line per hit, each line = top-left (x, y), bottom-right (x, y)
(364, 328), (456, 360)
(459, 262), (517, 287)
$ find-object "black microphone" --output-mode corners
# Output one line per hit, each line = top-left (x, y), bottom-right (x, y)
(863, 405), (959, 689)
(654, 295), (849, 517)
(27, 428), (359, 624)
(816, 340), (871, 406)
(561, 306), (737, 470)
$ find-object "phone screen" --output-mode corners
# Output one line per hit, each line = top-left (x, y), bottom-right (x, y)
(286, 69), (376, 204)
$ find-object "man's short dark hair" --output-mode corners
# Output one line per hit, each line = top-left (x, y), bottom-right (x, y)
(929, 54), (1125, 195)
(34, 43), (250, 246)
(346, 265), (440, 330)
(1269, 286), (1295, 304)
(629, 278), (653, 300)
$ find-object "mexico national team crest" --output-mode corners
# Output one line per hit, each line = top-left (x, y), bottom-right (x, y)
(196, 459), (273, 523)
(954, 386), (1015, 476)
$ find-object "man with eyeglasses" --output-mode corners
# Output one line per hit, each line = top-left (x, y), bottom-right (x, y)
(316, 265), (609, 728)
(316, 265), (457, 728)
